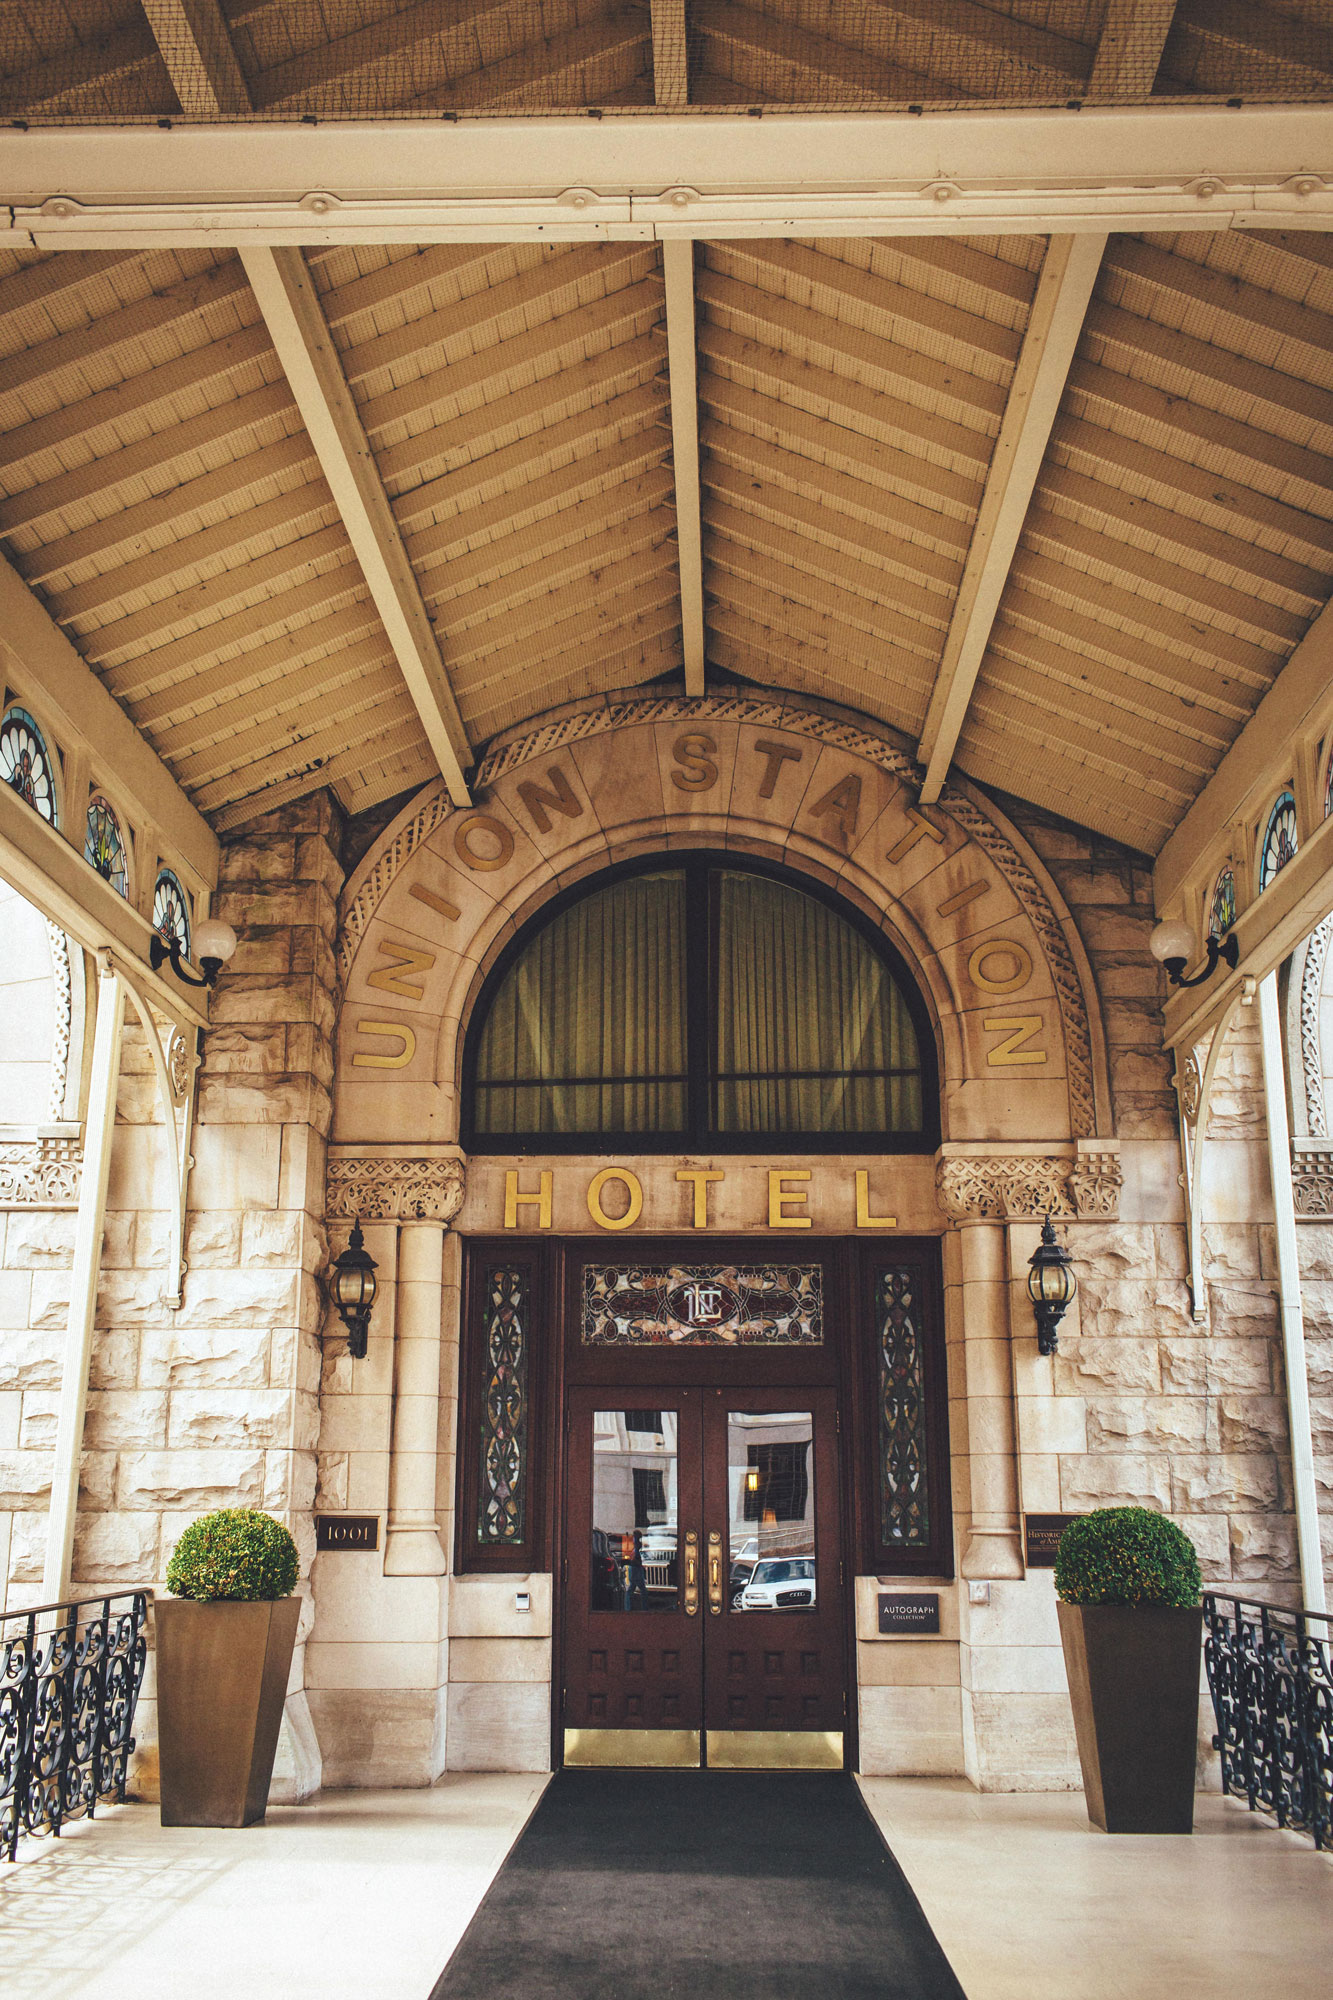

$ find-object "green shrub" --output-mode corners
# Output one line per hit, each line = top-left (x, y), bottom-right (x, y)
(1054, 1506), (1201, 1609)
(165, 1508), (299, 1602)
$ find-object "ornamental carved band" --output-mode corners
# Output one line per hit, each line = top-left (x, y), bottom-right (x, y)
(326, 1153), (466, 1225)
(1292, 1143), (1333, 1218)
(0, 1135), (82, 1209)
(935, 1152), (1121, 1222)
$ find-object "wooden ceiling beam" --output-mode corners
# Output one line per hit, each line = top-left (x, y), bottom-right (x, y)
(1163, 0), (1333, 98)
(240, 245), (473, 807)
(0, 260), (251, 401)
(692, 3), (932, 101)
(651, 0), (689, 107)
(248, 0), (518, 112)
(0, 19), (160, 115)
(1086, 0), (1177, 99)
(1106, 238), (1333, 359)
(866, 0), (1089, 95)
(142, 0), (250, 114)
(420, 12), (650, 111)
(662, 239), (705, 695)
(917, 232), (1107, 804)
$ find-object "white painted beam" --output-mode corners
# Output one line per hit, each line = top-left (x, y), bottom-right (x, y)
(240, 247), (473, 807)
(141, 0), (249, 114)
(662, 239), (705, 697)
(1155, 595), (1333, 908)
(7, 105), (1333, 248)
(1086, 0), (1178, 98)
(916, 232), (1107, 803)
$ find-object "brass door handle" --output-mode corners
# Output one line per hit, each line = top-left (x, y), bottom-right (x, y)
(708, 1530), (723, 1615)
(683, 1530), (699, 1616)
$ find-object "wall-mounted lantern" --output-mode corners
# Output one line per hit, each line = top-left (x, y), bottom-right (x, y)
(150, 916), (238, 989)
(1026, 1215), (1077, 1356)
(1149, 917), (1238, 990)
(328, 1221), (379, 1359)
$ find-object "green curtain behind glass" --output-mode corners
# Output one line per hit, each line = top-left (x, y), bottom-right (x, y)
(715, 872), (922, 1133)
(473, 872), (687, 1133)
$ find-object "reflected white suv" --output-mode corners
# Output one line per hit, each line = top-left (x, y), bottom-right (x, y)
(738, 1557), (817, 1610)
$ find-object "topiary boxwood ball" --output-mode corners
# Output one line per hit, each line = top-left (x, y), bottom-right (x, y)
(1054, 1506), (1201, 1610)
(166, 1508), (299, 1602)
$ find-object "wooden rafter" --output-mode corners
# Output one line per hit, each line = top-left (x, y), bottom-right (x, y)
(240, 247), (473, 807)
(916, 232), (1108, 804)
(663, 239), (705, 697)
(142, 0), (249, 113)
(1086, 0), (1178, 98)
(651, 0), (689, 107)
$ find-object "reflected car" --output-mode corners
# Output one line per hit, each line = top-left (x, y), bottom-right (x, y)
(729, 1536), (759, 1604)
(738, 1557), (817, 1610)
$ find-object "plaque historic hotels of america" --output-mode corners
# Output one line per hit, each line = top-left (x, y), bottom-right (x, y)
(581, 1264), (823, 1345)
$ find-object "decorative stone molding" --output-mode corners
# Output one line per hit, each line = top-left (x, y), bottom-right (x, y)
(936, 1147), (1121, 1222)
(326, 1148), (466, 1225)
(0, 1130), (82, 1208)
(1292, 1141), (1333, 1217)
(338, 695), (1102, 1140)
(1298, 917), (1330, 1139)
(45, 922), (73, 1123)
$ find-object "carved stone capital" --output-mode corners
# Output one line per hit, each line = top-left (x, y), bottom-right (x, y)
(326, 1147), (466, 1226)
(935, 1145), (1121, 1223)
(1292, 1142), (1333, 1218)
(0, 1130), (82, 1208)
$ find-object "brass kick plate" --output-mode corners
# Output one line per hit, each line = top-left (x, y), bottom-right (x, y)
(564, 1727), (701, 1769)
(706, 1730), (843, 1771)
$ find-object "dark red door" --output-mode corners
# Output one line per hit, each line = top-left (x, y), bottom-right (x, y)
(562, 1385), (844, 1767)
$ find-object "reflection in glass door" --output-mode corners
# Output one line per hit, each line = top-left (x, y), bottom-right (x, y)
(591, 1409), (680, 1613)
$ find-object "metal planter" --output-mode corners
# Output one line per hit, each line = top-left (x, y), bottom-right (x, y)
(1058, 1600), (1203, 1834)
(155, 1597), (300, 1828)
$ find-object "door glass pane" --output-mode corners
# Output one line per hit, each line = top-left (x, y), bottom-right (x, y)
(726, 1411), (816, 1612)
(591, 1410), (678, 1612)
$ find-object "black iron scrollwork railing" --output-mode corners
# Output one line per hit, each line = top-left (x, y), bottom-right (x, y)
(1, 1591), (149, 1861)
(1204, 1592), (1333, 1851)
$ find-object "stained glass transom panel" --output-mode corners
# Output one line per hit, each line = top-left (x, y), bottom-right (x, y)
(582, 1264), (823, 1345)
(1208, 866), (1236, 941)
(0, 706), (57, 826)
(85, 795), (128, 897)
(878, 1268), (930, 1548)
(153, 868), (191, 955)
(1259, 791), (1298, 891)
(477, 1266), (528, 1546)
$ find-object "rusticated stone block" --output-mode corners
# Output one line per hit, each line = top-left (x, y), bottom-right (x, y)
(1111, 1049), (1174, 1095)
(0, 1449), (52, 1506)
(18, 1392), (55, 1447)
(229, 930), (292, 977)
(1072, 1224), (1156, 1273)
(1311, 1393), (1333, 1453)
(264, 1451), (318, 1520)
(1213, 1396), (1290, 1453)
(118, 1449), (265, 1510)
(202, 1025), (289, 1074)
(0, 1327), (61, 1390)
(82, 1391), (170, 1450)
(1060, 1454), (1171, 1511)
(218, 833), (298, 885)
(242, 1208), (312, 1270)
(166, 1388), (318, 1452)
(1298, 1228), (1333, 1282)
(7, 1512), (43, 1582)
(72, 1512), (160, 1588)
(1170, 1453), (1280, 1512)
(183, 1212), (243, 1268)
(1201, 1225), (1265, 1280)
(196, 1073), (331, 1135)
(175, 1267), (301, 1326)
(1161, 1339), (1274, 1395)
(1207, 1284), (1279, 1338)
(1230, 1513), (1298, 1581)
(1170, 1512), (1230, 1578)
(3, 1209), (76, 1267)
(1085, 1395), (1207, 1452)
(79, 1450), (117, 1511)
(138, 1323), (273, 1391)
(1054, 1337), (1160, 1394)
(316, 1451), (349, 1510)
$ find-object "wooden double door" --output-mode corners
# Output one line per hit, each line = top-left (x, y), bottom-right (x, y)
(562, 1383), (846, 1768)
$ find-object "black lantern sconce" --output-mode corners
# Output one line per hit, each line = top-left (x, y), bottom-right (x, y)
(150, 917), (238, 990)
(328, 1221), (378, 1359)
(1149, 917), (1238, 990)
(1026, 1214), (1077, 1356)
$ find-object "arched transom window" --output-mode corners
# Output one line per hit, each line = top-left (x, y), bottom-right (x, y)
(465, 859), (934, 1150)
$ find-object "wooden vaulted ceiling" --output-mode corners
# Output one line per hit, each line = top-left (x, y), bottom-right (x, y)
(0, 1), (1329, 857)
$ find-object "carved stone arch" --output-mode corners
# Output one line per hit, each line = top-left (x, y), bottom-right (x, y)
(334, 697), (1112, 1163)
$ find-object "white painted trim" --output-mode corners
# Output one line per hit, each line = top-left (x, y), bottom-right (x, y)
(240, 247), (473, 807)
(917, 233), (1107, 802)
(662, 239), (704, 697)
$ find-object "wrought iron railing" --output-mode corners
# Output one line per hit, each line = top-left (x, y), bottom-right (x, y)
(1, 1591), (149, 1861)
(1204, 1592), (1333, 1850)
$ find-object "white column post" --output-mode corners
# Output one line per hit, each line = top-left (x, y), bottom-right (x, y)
(1258, 970), (1327, 1613)
(383, 1221), (447, 1577)
(958, 1220), (1025, 1580)
(43, 956), (125, 1601)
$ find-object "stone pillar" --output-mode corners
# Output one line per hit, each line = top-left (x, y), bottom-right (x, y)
(384, 1223), (447, 1577)
(956, 1221), (1024, 1581)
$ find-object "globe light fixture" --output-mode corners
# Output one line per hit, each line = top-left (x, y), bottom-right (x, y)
(328, 1221), (379, 1359)
(1149, 916), (1238, 989)
(150, 914), (238, 989)
(1026, 1214), (1077, 1356)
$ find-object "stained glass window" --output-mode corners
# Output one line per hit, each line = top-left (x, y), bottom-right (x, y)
(877, 1268), (930, 1548)
(1258, 791), (1298, 892)
(582, 1264), (823, 1345)
(0, 705), (58, 826)
(1208, 865), (1236, 941)
(477, 1266), (528, 1546)
(85, 795), (129, 898)
(153, 868), (191, 956)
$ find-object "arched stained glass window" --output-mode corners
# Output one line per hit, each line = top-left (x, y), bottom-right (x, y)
(0, 705), (58, 826)
(85, 794), (129, 898)
(466, 858), (934, 1150)
(1208, 865), (1236, 941)
(1259, 791), (1298, 892)
(153, 868), (191, 956)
